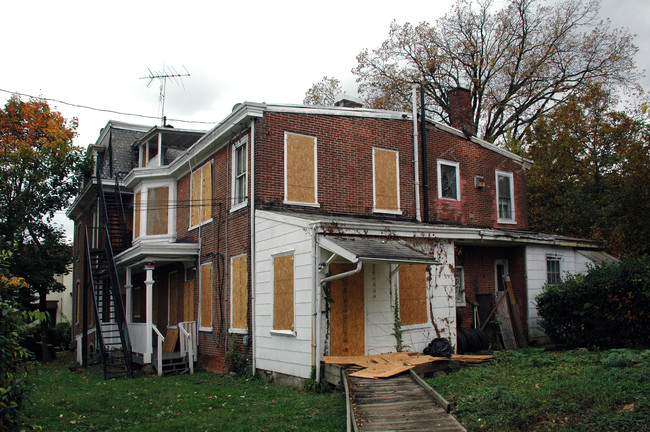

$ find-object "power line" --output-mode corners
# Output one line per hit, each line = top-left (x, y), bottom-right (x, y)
(0, 87), (217, 125)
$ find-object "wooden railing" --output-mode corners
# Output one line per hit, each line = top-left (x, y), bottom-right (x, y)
(152, 325), (165, 376)
(178, 321), (197, 374)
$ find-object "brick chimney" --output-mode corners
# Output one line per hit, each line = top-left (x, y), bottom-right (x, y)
(447, 87), (476, 136)
(334, 98), (363, 108)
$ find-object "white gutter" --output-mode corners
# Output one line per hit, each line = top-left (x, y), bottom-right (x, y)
(250, 119), (257, 374)
(319, 261), (363, 285)
(412, 85), (421, 222)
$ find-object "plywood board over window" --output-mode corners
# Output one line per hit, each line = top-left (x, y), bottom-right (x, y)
(201, 163), (212, 222)
(398, 264), (429, 326)
(200, 263), (212, 330)
(273, 254), (294, 331)
(285, 133), (317, 204)
(231, 255), (248, 330)
(373, 148), (399, 212)
(134, 191), (141, 239)
(146, 186), (169, 236)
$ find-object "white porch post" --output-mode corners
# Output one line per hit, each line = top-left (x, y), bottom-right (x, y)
(144, 262), (155, 364)
(125, 267), (133, 324)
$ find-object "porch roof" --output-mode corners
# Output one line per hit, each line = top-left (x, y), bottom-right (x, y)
(318, 235), (441, 265)
(114, 240), (199, 269)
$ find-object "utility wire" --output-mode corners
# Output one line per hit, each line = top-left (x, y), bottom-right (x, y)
(0, 88), (218, 125)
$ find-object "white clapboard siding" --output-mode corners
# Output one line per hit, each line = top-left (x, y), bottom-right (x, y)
(254, 212), (314, 379)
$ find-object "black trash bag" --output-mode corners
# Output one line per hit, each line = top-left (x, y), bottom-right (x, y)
(423, 337), (452, 358)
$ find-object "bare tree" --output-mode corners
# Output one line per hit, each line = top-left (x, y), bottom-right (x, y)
(354, 0), (639, 143)
(303, 76), (344, 106)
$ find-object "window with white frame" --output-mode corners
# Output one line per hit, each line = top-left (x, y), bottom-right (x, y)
(373, 147), (400, 213)
(455, 266), (466, 306)
(496, 170), (515, 223)
(437, 160), (460, 200)
(232, 137), (248, 209)
(546, 257), (561, 284)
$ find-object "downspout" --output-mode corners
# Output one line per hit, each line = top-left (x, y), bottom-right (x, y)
(412, 85), (421, 222)
(420, 87), (429, 222)
(249, 119), (256, 375)
(320, 261), (363, 285)
(312, 227), (319, 381)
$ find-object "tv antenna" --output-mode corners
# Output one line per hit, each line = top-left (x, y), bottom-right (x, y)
(140, 65), (190, 125)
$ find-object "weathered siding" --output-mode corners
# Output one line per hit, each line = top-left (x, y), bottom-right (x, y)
(255, 212), (314, 378)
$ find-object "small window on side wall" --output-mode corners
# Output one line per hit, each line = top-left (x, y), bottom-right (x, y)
(437, 160), (460, 200)
(546, 257), (561, 284)
(496, 170), (515, 223)
(232, 137), (248, 210)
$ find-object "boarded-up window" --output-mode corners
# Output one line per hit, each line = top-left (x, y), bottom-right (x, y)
(273, 254), (294, 331)
(168, 271), (178, 326)
(200, 263), (212, 329)
(134, 191), (141, 239)
(190, 162), (212, 228)
(398, 264), (428, 326)
(285, 133), (317, 204)
(373, 148), (399, 212)
(146, 186), (169, 236)
(231, 255), (248, 330)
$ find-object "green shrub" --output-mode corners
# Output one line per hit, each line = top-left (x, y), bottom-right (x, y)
(0, 259), (44, 431)
(536, 256), (650, 348)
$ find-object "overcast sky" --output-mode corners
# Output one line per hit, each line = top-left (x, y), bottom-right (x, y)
(2, 0), (648, 236)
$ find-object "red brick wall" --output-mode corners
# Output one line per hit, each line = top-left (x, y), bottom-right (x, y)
(455, 245), (528, 335)
(175, 130), (253, 372)
(253, 111), (528, 229)
(255, 112), (418, 219)
(425, 126), (529, 229)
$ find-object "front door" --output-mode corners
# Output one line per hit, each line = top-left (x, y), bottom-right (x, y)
(329, 264), (365, 356)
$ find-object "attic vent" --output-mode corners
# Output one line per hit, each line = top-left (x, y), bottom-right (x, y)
(474, 175), (485, 189)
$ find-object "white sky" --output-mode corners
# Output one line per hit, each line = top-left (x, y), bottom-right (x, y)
(1, 0), (648, 238)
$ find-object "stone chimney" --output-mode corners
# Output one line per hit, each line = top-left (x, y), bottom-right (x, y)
(447, 87), (476, 136)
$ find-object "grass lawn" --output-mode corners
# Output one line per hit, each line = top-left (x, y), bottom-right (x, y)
(428, 348), (650, 432)
(23, 353), (345, 431)
(22, 348), (650, 431)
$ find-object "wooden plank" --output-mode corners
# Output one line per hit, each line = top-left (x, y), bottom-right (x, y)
(133, 191), (141, 239)
(201, 162), (212, 223)
(273, 254), (294, 330)
(163, 328), (178, 352)
(231, 255), (248, 329)
(494, 291), (517, 349)
(190, 169), (201, 227)
(330, 263), (365, 356)
(398, 265), (428, 326)
(374, 148), (399, 211)
(200, 263), (212, 328)
(285, 133), (316, 203)
(183, 280), (194, 322)
(146, 186), (169, 236)
(409, 369), (451, 413)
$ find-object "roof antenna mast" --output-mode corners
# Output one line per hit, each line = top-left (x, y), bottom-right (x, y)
(140, 65), (190, 125)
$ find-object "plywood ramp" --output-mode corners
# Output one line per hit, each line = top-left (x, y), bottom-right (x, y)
(346, 373), (466, 432)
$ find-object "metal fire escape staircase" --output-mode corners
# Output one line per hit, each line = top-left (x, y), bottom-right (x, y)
(85, 167), (134, 380)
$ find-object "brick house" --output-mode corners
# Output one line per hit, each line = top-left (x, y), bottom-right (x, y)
(68, 90), (608, 380)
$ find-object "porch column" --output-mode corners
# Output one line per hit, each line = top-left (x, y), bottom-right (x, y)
(125, 267), (133, 324)
(144, 262), (155, 364)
